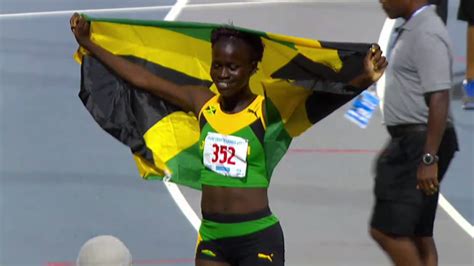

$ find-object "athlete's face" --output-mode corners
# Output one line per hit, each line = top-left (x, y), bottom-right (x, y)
(210, 39), (256, 98)
(379, 0), (410, 19)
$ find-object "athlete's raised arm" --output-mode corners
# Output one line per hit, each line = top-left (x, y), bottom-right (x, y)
(70, 13), (214, 116)
(349, 44), (388, 89)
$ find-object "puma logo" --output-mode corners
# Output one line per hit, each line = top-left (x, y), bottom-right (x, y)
(258, 253), (274, 262)
(247, 108), (258, 118)
(201, 249), (216, 257)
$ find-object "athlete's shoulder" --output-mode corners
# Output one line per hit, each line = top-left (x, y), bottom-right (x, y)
(198, 94), (219, 119)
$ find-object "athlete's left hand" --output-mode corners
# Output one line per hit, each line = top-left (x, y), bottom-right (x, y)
(416, 162), (439, 195)
(349, 44), (388, 89)
(364, 44), (388, 83)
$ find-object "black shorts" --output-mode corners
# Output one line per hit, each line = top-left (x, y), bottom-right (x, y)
(458, 0), (474, 25)
(196, 222), (285, 266)
(370, 126), (458, 236)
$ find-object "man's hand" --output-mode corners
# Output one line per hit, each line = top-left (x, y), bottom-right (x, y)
(70, 13), (91, 47)
(416, 162), (439, 195)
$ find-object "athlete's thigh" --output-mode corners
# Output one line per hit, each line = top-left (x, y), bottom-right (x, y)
(196, 259), (231, 266)
(237, 223), (285, 266)
(238, 252), (284, 266)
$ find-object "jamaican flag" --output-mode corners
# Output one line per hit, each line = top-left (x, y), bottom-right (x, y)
(75, 16), (371, 190)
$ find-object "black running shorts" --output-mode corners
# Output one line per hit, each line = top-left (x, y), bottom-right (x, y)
(196, 222), (284, 265)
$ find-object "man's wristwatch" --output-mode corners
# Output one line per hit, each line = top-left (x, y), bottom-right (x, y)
(422, 153), (439, 165)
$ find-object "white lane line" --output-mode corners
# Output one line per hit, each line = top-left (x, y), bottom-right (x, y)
(375, 17), (396, 113)
(161, 0), (202, 232)
(0, 5), (173, 19)
(165, 0), (188, 21)
(164, 181), (200, 231)
(377, 18), (474, 238)
(0, 0), (376, 19)
(160, 0), (375, 10)
(439, 194), (474, 237)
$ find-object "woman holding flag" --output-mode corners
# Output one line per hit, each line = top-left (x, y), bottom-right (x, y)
(70, 13), (387, 266)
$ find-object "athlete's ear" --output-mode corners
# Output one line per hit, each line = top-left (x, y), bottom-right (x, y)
(251, 61), (258, 74)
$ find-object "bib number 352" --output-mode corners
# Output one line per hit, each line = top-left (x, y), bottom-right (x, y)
(203, 132), (248, 178)
(210, 144), (236, 165)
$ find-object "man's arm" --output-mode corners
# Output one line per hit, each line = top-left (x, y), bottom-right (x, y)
(417, 90), (450, 194)
(411, 28), (453, 194)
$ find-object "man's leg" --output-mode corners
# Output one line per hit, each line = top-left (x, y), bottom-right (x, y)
(411, 130), (457, 266)
(370, 228), (423, 266)
(409, 171), (448, 266)
(370, 199), (425, 266)
(412, 194), (439, 266)
(414, 237), (438, 266)
(370, 133), (438, 266)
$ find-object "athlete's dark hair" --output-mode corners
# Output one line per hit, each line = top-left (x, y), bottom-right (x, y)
(210, 27), (264, 63)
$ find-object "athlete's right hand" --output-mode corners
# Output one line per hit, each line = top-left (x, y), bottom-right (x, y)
(70, 13), (91, 47)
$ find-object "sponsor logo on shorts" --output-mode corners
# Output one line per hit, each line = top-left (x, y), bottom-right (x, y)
(201, 249), (217, 257)
(258, 253), (274, 262)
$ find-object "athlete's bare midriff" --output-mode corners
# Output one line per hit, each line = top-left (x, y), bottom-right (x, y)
(201, 185), (269, 215)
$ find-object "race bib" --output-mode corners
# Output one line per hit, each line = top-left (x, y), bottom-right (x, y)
(203, 132), (248, 178)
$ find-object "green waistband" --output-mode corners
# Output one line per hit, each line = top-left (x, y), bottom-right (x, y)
(199, 214), (279, 241)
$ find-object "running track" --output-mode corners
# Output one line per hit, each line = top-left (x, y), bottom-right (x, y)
(0, 0), (472, 265)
